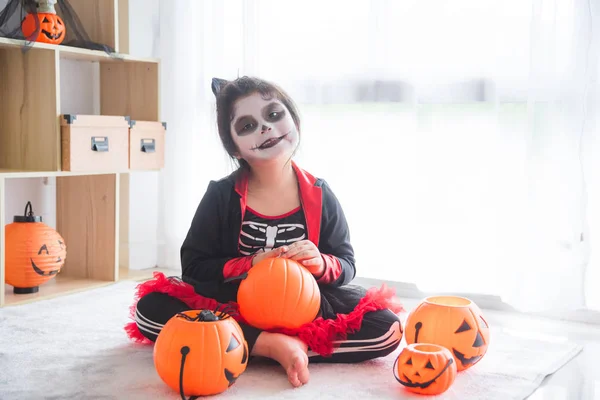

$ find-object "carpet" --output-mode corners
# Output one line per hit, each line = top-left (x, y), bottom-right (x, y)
(0, 281), (583, 400)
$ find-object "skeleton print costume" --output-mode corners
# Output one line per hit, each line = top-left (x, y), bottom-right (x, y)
(239, 205), (306, 255)
(125, 162), (404, 363)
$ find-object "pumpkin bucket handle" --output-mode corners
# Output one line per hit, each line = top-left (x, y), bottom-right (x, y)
(392, 355), (406, 385)
(392, 353), (455, 389)
(178, 346), (199, 400)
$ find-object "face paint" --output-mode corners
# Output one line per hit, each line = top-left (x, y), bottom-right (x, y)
(230, 93), (299, 163)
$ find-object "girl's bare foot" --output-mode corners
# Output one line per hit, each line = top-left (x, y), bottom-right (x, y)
(252, 331), (310, 387)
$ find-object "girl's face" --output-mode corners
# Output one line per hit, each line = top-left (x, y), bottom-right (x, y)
(230, 92), (299, 165)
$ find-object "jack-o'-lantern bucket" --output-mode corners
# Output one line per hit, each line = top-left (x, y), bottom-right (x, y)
(5, 201), (67, 294)
(404, 296), (490, 371)
(20, 0), (66, 45)
(154, 309), (249, 396)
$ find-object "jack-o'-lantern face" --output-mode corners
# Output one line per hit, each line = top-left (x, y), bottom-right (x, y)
(394, 343), (457, 395)
(21, 12), (66, 45)
(31, 239), (66, 277)
(405, 296), (490, 371)
(446, 305), (489, 368)
(154, 309), (249, 397)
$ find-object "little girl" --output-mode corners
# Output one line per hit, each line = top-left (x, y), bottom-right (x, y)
(125, 76), (404, 388)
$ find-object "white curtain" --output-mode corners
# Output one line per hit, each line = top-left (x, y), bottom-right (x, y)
(157, 0), (600, 315)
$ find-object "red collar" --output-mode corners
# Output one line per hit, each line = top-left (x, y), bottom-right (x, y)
(234, 161), (322, 245)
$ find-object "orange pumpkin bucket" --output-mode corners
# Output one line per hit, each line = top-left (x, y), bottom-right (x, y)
(393, 343), (457, 395)
(20, 1), (66, 45)
(405, 296), (490, 371)
(236, 257), (321, 330)
(5, 201), (67, 294)
(153, 309), (248, 397)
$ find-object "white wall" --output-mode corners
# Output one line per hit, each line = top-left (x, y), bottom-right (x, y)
(3, 0), (162, 271)
(123, 0), (161, 270)
(5, 178), (56, 230)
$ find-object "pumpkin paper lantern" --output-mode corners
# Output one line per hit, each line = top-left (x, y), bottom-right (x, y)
(237, 257), (321, 330)
(154, 309), (248, 397)
(21, 0), (66, 45)
(393, 343), (457, 395)
(405, 296), (490, 371)
(5, 201), (67, 294)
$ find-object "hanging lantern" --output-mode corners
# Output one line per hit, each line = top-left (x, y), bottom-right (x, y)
(5, 201), (67, 294)
(21, 0), (66, 45)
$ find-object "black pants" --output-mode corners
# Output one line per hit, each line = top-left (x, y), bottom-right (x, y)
(135, 283), (402, 363)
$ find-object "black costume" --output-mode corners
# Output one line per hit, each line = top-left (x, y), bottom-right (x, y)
(125, 162), (403, 363)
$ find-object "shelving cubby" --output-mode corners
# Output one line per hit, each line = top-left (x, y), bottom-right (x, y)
(0, 0), (165, 307)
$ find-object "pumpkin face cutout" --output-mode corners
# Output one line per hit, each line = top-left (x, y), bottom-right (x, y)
(153, 309), (248, 397)
(405, 296), (490, 371)
(21, 12), (66, 45)
(5, 202), (67, 294)
(394, 343), (457, 395)
(236, 257), (321, 330)
(30, 239), (66, 276)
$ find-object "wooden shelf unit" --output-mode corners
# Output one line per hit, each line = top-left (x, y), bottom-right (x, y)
(2, 266), (176, 307)
(0, 0), (162, 307)
(0, 40), (159, 172)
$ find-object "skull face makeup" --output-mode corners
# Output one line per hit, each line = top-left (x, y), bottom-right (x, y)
(230, 93), (299, 164)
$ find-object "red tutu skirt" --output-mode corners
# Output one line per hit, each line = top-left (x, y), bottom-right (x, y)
(124, 272), (404, 357)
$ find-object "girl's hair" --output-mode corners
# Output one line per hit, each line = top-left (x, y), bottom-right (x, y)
(211, 76), (301, 171)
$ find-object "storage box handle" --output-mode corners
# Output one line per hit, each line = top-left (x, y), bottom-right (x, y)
(141, 138), (156, 153)
(91, 137), (109, 152)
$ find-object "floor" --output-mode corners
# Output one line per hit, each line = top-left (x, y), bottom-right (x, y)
(393, 294), (600, 399)
(500, 312), (600, 399)
(102, 269), (600, 398)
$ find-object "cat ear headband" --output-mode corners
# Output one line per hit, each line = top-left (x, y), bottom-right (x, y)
(211, 78), (229, 97)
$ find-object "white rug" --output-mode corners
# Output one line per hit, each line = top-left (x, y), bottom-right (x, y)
(0, 281), (583, 400)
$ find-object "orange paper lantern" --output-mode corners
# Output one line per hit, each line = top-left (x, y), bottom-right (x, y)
(237, 257), (321, 330)
(21, 12), (66, 45)
(5, 201), (67, 294)
(394, 343), (457, 395)
(405, 296), (490, 371)
(153, 309), (248, 397)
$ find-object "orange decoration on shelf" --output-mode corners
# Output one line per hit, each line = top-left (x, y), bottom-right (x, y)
(21, 12), (66, 45)
(394, 343), (457, 395)
(153, 309), (248, 397)
(5, 201), (67, 294)
(237, 257), (321, 330)
(405, 296), (490, 371)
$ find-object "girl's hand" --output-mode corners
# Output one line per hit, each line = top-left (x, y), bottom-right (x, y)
(252, 246), (288, 266)
(281, 240), (325, 277)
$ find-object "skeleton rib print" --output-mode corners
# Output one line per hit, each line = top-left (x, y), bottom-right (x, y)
(239, 207), (307, 255)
